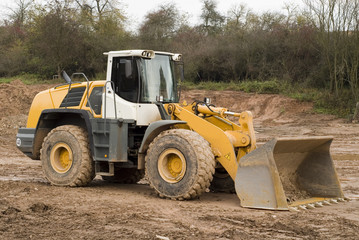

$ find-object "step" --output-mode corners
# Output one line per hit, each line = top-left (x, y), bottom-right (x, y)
(95, 161), (114, 176)
(94, 158), (124, 163)
(92, 130), (110, 134)
(94, 143), (109, 148)
(97, 172), (114, 177)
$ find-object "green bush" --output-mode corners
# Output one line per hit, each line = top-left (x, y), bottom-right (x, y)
(181, 81), (227, 90)
(314, 90), (356, 117)
(286, 87), (319, 102)
(237, 79), (283, 94)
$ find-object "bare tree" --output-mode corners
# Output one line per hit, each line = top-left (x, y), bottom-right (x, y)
(304, 0), (359, 99)
(74, 0), (122, 20)
(139, 3), (180, 50)
(227, 3), (247, 27)
(200, 0), (225, 35)
(8, 0), (34, 26)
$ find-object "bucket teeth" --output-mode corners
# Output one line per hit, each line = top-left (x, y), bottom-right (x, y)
(289, 207), (300, 212)
(306, 204), (316, 209)
(298, 205), (307, 210)
(289, 198), (346, 212)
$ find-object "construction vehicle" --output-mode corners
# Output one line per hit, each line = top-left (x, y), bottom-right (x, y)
(16, 50), (345, 211)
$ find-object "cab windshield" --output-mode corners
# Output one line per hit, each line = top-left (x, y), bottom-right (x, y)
(139, 54), (179, 103)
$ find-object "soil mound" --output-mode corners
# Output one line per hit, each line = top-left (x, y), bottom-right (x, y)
(0, 80), (54, 118)
(0, 80), (56, 153)
(181, 90), (314, 124)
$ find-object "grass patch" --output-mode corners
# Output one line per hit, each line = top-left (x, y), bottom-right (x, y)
(182, 79), (284, 94)
(0, 73), (62, 85)
(283, 85), (356, 118)
(182, 81), (229, 91)
(0, 73), (101, 85)
(313, 90), (357, 117)
(236, 79), (283, 94)
(0, 77), (13, 84)
(286, 89), (319, 102)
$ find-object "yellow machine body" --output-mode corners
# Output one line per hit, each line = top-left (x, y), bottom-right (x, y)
(26, 81), (105, 128)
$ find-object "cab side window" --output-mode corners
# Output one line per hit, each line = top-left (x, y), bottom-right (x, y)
(87, 86), (103, 115)
(111, 57), (139, 102)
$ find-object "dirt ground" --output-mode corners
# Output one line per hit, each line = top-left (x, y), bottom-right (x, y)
(0, 81), (358, 239)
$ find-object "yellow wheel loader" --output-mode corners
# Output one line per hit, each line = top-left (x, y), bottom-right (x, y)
(16, 50), (345, 210)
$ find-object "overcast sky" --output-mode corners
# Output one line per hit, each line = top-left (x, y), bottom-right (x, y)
(1, 0), (304, 30)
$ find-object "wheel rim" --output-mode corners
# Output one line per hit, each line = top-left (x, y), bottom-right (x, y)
(158, 148), (186, 183)
(50, 143), (73, 173)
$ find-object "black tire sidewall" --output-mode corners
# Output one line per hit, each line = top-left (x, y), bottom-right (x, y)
(210, 169), (235, 193)
(41, 130), (84, 186)
(146, 134), (198, 198)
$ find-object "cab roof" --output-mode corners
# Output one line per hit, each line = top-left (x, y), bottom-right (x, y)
(104, 50), (182, 61)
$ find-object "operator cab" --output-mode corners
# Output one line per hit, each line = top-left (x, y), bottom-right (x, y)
(106, 50), (183, 104)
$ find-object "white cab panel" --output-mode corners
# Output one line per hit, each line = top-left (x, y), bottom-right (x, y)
(136, 104), (161, 126)
(102, 85), (136, 120)
(103, 84), (161, 126)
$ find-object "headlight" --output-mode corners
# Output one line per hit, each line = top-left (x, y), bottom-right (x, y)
(142, 50), (155, 58)
(172, 54), (182, 61)
(16, 138), (21, 147)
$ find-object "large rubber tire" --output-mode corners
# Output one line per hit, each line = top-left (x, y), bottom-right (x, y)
(145, 129), (216, 200)
(209, 165), (235, 193)
(40, 125), (95, 187)
(102, 168), (144, 184)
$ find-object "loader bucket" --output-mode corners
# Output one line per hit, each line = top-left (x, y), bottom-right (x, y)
(235, 137), (344, 210)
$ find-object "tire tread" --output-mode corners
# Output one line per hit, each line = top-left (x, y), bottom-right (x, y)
(40, 125), (94, 187)
(145, 129), (216, 200)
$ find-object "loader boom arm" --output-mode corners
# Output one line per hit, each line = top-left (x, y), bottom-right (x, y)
(165, 102), (256, 180)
